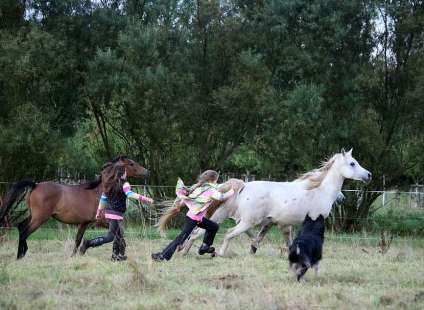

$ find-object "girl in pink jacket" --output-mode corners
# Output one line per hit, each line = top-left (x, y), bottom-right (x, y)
(152, 170), (234, 261)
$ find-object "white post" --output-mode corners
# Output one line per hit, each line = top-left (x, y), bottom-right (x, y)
(382, 175), (386, 208)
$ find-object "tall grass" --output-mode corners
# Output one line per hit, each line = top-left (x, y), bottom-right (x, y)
(0, 234), (423, 309)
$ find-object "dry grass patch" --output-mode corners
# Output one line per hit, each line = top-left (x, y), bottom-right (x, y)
(0, 234), (423, 309)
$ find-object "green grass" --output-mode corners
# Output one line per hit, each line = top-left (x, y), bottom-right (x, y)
(1, 227), (424, 309)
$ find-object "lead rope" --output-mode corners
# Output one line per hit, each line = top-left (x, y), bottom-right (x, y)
(135, 186), (144, 258)
(137, 184), (151, 260)
(144, 184), (151, 258)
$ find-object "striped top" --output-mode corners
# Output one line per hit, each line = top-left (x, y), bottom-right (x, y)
(98, 182), (151, 220)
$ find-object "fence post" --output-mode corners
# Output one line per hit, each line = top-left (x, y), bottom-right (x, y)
(382, 175), (386, 208)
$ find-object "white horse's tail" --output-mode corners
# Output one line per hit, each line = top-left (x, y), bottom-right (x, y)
(156, 199), (186, 237)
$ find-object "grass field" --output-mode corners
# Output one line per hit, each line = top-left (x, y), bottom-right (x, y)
(1, 227), (424, 310)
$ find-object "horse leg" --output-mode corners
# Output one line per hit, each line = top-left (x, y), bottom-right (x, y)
(313, 262), (320, 276)
(180, 227), (205, 255)
(245, 229), (255, 240)
(72, 222), (90, 256)
(180, 226), (254, 255)
(217, 221), (251, 257)
(17, 218), (30, 259)
(250, 222), (274, 254)
(17, 212), (51, 259)
(17, 217), (43, 259)
(278, 224), (293, 251)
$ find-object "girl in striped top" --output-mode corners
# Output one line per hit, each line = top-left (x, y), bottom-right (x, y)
(80, 165), (153, 261)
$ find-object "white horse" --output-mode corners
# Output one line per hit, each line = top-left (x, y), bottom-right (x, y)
(182, 149), (371, 257)
(180, 192), (345, 256)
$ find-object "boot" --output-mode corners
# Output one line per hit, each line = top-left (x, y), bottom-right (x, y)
(80, 237), (105, 255)
(198, 243), (215, 255)
(111, 253), (127, 261)
(111, 239), (125, 262)
(151, 252), (166, 262)
(118, 238), (127, 261)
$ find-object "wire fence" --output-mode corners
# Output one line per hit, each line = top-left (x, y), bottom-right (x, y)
(1, 180), (424, 200)
(1, 180), (424, 217)
(2, 181), (424, 211)
(128, 184), (424, 209)
(1, 180), (424, 240)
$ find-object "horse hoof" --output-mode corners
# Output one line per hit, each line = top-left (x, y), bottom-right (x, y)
(250, 245), (257, 254)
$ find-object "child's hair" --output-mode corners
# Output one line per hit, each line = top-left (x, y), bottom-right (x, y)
(189, 170), (219, 193)
(102, 164), (126, 194)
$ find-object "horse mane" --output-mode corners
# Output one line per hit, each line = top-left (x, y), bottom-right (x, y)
(84, 178), (102, 190)
(101, 155), (128, 170)
(102, 162), (127, 194)
(85, 156), (128, 190)
(295, 153), (340, 190)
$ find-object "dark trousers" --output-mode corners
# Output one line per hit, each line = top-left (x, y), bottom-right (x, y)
(161, 216), (219, 260)
(87, 219), (125, 254)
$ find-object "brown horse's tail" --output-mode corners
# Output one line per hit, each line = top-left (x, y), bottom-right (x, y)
(0, 180), (36, 226)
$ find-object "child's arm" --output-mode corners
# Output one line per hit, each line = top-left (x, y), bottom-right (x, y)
(210, 188), (235, 201)
(123, 182), (154, 204)
(176, 178), (189, 200)
(96, 193), (108, 219)
(176, 188), (189, 200)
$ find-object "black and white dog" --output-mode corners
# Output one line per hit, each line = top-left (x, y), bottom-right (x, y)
(288, 214), (325, 281)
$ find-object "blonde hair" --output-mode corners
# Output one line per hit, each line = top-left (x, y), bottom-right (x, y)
(189, 170), (219, 193)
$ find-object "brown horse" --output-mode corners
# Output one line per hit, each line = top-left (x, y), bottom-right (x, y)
(0, 156), (149, 259)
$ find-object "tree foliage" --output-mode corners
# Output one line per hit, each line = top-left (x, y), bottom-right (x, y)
(0, 0), (423, 229)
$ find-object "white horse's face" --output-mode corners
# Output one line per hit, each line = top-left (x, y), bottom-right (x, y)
(337, 149), (372, 183)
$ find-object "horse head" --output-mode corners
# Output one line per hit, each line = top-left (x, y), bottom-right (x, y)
(103, 155), (150, 179)
(336, 148), (371, 183)
(119, 157), (150, 179)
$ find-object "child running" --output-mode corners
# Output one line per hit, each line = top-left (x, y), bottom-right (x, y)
(152, 170), (234, 261)
(80, 164), (153, 261)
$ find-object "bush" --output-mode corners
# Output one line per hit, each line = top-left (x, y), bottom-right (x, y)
(368, 207), (424, 236)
